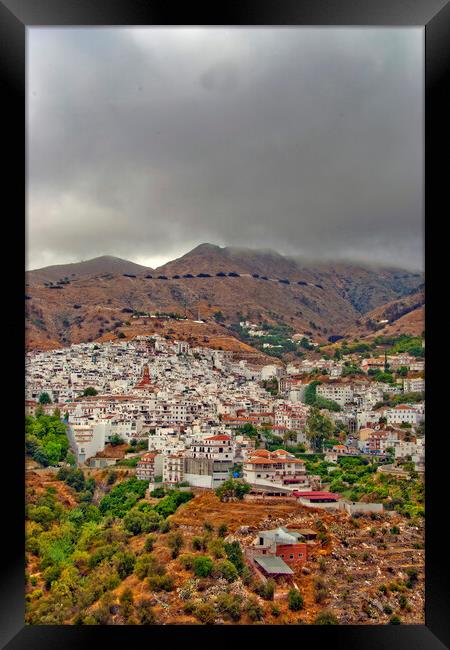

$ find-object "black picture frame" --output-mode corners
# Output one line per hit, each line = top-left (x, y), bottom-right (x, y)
(2, 0), (448, 647)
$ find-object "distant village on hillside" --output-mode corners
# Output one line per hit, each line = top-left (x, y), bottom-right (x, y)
(25, 330), (425, 625)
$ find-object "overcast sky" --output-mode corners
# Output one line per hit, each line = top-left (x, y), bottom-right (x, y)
(27, 27), (424, 271)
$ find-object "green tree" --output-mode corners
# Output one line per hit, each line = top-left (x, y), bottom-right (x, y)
(305, 406), (335, 452)
(167, 532), (184, 559)
(246, 597), (264, 621)
(115, 551), (136, 579)
(223, 541), (245, 575)
(109, 434), (125, 446)
(288, 588), (304, 611)
(214, 559), (238, 583)
(215, 479), (251, 501)
(83, 387), (98, 397)
(39, 392), (52, 405)
(193, 556), (214, 578)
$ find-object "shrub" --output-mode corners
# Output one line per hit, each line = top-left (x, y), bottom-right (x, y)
(159, 520), (171, 534)
(313, 576), (328, 603)
(147, 574), (174, 592)
(115, 551), (136, 580)
(271, 604), (281, 617)
(288, 588), (304, 611)
(398, 594), (408, 609)
(194, 602), (216, 624)
(315, 610), (339, 625)
(167, 532), (184, 559)
(43, 564), (61, 589)
(254, 578), (275, 601)
(88, 544), (118, 569)
(218, 524), (228, 538)
(246, 597), (264, 621)
(193, 556), (214, 578)
(406, 568), (418, 582)
(214, 559), (238, 583)
(390, 615), (402, 625)
(144, 535), (155, 552)
(208, 539), (225, 559)
(150, 487), (166, 498)
(216, 593), (243, 621)
(203, 522), (214, 534)
(135, 554), (165, 580)
(135, 599), (156, 625)
(153, 491), (194, 519)
(179, 554), (196, 570)
(119, 588), (134, 617)
(182, 600), (196, 615)
(192, 536), (207, 551)
(223, 541), (245, 575)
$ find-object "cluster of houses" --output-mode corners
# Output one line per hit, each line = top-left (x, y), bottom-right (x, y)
(25, 334), (425, 486)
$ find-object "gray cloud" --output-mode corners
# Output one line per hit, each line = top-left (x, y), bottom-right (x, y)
(27, 27), (423, 270)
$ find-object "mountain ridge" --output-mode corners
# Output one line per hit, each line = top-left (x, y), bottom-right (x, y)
(25, 244), (424, 353)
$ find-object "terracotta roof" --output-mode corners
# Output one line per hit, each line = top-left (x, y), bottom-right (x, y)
(138, 453), (157, 461)
(246, 457), (304, 465)
(251, 449), (271, 457)
(204, 434), (231, 442)
(296, 491), (341, 499)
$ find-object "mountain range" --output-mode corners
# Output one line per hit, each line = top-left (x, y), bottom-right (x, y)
(25, 244), (424, 353)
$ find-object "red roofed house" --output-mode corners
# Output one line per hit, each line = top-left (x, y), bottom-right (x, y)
(184, 434), (234, 489)
(243, 449), (311, 492)
(189, 434), (234, 462)
(295, 491), (342, 510)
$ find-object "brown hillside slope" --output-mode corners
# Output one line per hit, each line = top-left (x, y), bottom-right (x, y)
(26, 255), (152, 286)
(344, 288), (425, 340)
(25, 245), (423, 351)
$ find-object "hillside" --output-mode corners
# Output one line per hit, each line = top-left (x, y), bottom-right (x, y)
(25, 244), (423, 352)
(344, 288), (425, 341)
(26, 256), (152, 286)
(26, 470), (424, 626)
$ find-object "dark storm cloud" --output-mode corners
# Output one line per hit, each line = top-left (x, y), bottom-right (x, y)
(27, 27), (423, 270)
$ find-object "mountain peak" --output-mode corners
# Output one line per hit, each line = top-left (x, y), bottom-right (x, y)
(189, 243), (223, 254)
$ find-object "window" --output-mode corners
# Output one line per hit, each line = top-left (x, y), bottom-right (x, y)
(290, 554), (294, 559)
(298, 553), (303, 558)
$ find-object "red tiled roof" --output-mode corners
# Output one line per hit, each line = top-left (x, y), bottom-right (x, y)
(246, 457), (304, 465)
(296, 491), (340, 499)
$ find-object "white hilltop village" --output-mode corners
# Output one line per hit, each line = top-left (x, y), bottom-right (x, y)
(26, 332), (425, 504)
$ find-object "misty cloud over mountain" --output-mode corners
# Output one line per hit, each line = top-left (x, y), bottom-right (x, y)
(28, 27), (423, 271)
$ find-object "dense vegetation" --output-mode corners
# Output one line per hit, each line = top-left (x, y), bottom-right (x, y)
(25, 469), (194, 625)
(304, 456), (424, 519)
(333, 335), (424, 360)
(26, 412), (70, 467)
